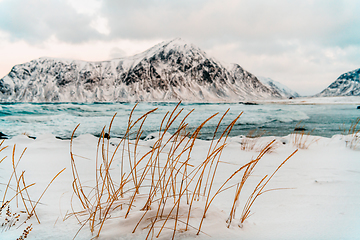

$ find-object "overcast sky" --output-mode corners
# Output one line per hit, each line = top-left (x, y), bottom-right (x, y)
(1, 0), (360, 95)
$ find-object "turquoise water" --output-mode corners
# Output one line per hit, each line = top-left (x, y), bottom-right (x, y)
(0, 102), (359, 139)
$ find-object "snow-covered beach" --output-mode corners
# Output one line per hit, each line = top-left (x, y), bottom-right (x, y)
(1, 0), (360, 238)
(1, 101), (359, 240)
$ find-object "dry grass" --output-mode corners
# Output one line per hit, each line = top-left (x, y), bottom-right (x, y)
(239, 129), (279, 153)
(0, 140), (8, 164)
(238, 149), (297, 226)
(227, 140), (274, 227)
(68, 103), (297, 239)
(0, 140), (64, 238)
(290, 123), (317, 149)
(239, 129), (267, 151)
(290, 132), (314, 149)
(344, 118), (360, 150)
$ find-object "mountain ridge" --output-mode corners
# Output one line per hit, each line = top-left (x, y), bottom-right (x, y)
(317, 68), (360, 96)
(0, 38), (282, 102)
(258, 76), (300, 98)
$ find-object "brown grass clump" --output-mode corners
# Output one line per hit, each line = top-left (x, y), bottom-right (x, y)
(0, 140), (64, 238)
(227, 140), (274, 227)
(239, 129), (279, 153)
(344, 118), (360, 150)
(290, 123), (317, 149)
(17, 224), (33, 240)
(238, 149), (297, 227)
(239, 129), (267, 151)
(291, 132), (313, 149)
(68, 103), (297, 239)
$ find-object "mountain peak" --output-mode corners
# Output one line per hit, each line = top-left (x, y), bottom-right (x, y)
(125, 38), (203, 64)
(162, 38), (191, 46)
(166, 37), (186, 44)
(317, 68), (360, 96)
(155, 38), (205, 55)
(0, 39), (282, 102)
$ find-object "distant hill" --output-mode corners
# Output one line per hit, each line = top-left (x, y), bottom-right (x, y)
(0, 38), (282, 102)
(258, 77), (300, 98)
(317, 68), (360, 96)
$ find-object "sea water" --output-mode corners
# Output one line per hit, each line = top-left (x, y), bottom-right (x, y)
(0, 102), (359, 139)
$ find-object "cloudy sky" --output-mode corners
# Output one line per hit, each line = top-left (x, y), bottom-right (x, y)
(0, 0), (360, 95)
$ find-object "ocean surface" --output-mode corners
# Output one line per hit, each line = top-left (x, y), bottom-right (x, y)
(0, 102), (359, 139)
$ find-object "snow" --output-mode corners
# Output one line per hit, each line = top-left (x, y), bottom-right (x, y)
(258, 76), (300, 98)
(318, 68), (360, 97)
(0, 39), (281, 103)
(255, 96), (360, 105)
(1, 129), (359, 239)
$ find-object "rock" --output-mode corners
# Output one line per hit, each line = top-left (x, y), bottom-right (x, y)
(0, 132), (8, 139)
(239, 101), (259, 105)
(104, 133), (110, 139)
(294, 127), (306, 131)
(55, 136), (71, 140)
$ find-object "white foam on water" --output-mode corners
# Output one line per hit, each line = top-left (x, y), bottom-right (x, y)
(0, 102), (357, 138)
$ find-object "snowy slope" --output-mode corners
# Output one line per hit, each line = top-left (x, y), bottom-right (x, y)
(317, 68), (360, 96)
(0, 38), (281, 102)
(258, 76), (300, 98)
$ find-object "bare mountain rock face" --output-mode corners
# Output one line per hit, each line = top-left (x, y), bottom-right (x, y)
(0, 38), (282, 102)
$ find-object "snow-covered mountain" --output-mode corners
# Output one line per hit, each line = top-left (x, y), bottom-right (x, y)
(317, 68), (360, 96)
(258, 77), (300, 98)
(0, 38), (282, 102)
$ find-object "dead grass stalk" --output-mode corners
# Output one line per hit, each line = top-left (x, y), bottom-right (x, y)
(67, 103), (296, 239)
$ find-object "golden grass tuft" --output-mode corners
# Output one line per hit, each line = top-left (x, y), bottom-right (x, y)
(290, 123), (317, 149)
(239, 129), (267, 151)
(344, 118), (360, 150)
(238, 149), (297, 226)
(239, 129), (279, 153)
(68, 103), (297, 239)
(227, 140), (275, 227)
(0, 139), (64, 238)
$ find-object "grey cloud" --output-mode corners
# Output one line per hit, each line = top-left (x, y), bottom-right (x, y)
(0, 0), (103, 43)
(109, 47), (126, 59)
(1, 0), (360, 96)
(99, 0), (360, 49)
(98, 0), (360, 95)
(101, 0), (208, 40)
(1, 0), (359, 50)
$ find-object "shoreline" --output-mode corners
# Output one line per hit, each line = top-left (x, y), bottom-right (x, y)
(0, 96), (359, 105)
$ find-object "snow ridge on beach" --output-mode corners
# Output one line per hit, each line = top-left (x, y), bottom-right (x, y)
(0, 38), (281, 103)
